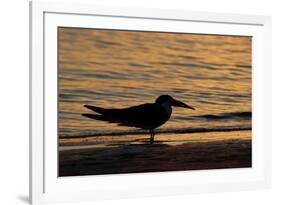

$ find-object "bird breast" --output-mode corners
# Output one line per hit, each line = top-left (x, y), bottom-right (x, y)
(160, 102), (172, 118)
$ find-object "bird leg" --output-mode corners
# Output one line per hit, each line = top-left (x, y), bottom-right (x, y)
(150, 129), (155, 144)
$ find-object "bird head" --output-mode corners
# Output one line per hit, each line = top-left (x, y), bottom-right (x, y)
(155, 95), (195, 110)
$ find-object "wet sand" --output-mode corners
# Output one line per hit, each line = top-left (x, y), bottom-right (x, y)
(59, 130), (251, 177)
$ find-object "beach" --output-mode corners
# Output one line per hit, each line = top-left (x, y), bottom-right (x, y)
(59, 130), (251, 177)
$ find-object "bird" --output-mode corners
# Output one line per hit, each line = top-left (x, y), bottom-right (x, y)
(82, 95), (195, 144)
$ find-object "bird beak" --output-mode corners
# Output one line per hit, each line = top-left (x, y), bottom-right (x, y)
(172, 99), (195, 110)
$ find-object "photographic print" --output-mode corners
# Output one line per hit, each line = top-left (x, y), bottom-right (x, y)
(58, 27), (252, 177)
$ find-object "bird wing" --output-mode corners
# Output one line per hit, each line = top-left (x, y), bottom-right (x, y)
(83, 103), (169, 129)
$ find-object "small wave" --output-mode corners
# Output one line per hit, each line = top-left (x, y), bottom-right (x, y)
(194, 111), (251, 120)
(60, 126), (251, 139)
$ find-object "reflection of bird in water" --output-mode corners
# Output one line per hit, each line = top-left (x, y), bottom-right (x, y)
(82, 95), (195, 144)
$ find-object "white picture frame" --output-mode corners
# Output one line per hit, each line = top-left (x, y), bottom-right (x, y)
(30, 1), (272, 204)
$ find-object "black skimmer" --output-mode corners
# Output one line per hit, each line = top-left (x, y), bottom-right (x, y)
(82, 95), (195, 144)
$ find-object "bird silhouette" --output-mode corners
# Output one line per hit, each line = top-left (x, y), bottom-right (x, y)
(82, 95), (195, 144)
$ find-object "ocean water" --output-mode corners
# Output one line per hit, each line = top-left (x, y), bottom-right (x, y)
(58, 28), (252, 140)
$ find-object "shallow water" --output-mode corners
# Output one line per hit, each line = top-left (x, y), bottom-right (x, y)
(58, 28), (252, 140)
(59, 130), (251, 151)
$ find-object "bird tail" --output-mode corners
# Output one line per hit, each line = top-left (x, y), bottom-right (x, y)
(82, 105), (121, 123)
(82, 113), (122, 124)
(84, 105), (109, 115)
(82, 113), (108, 121)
